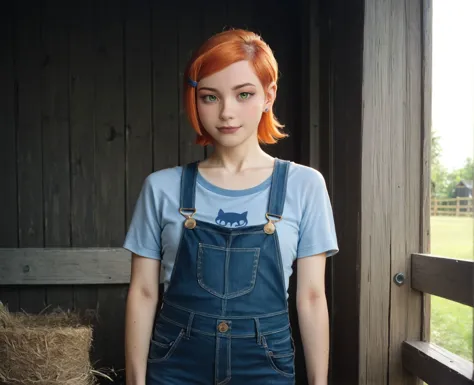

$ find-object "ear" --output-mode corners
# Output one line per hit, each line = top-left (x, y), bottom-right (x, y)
(264, 82), (277, 112)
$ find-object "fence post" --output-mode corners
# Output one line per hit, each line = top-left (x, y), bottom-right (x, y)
(455, 197), (460, 217)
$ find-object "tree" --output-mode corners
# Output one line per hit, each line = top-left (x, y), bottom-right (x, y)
(459, 157), (474, 181)
(431, 132), (448, 197)
(431, 132), (442, 164)
(430, 131), (473, 198)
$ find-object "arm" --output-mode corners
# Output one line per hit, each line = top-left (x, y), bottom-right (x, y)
(125, 253), (161, 385)
(296, 253), (329, 385)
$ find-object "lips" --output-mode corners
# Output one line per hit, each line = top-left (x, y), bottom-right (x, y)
(217, 126), (241, 134)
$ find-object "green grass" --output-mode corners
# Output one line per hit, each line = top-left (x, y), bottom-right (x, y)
(430, 216), (473, 261)
(429, 216), (473, 361)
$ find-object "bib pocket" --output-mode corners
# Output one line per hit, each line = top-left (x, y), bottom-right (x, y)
(197, 243), (260, 299)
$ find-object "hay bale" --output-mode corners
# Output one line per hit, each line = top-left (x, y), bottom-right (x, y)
(0, 303), (98, 385)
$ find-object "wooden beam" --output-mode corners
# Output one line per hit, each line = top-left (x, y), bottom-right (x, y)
(322, 0), (364, 383)
(0, 248), (131, 285)
(360, 1), (425, 384)
(421, 0), (433, 343)
(402, 341), (474, 385)
(411, 254), (474, 307)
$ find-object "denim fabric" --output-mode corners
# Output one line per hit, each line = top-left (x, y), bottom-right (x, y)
(146, 160), (296, 385)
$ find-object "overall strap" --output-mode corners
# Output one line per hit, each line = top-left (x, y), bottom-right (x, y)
(180, 161), (199, 210)
(267, 159), (290, 218)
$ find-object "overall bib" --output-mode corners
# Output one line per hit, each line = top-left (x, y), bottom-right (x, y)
(146, 159), (295, 385)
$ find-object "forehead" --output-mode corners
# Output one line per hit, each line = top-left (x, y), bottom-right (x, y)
(199, 60), (262, 89)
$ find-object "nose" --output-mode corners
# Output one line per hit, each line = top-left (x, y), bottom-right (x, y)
(219, 98), (236, 121)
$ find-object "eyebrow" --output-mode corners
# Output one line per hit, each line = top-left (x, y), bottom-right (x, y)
(198, 83), (257, 92)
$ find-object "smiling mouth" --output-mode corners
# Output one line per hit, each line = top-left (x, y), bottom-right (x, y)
(217, 126), (241, 133)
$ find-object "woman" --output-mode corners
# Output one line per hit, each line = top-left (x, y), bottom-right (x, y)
(124, 29), (338, 385)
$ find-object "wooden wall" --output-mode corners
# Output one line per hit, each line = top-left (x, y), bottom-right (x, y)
(359, 0), (427, 384)
(315, 0), (429, 384)
(317, 0), (365, 383)
(0, 0), (315, 383)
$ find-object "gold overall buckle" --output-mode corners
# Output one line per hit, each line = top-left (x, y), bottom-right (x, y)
(264, 213), (282, 235)
(179, 208), (197, 229)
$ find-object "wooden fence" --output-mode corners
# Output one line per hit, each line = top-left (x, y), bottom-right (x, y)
(402, 254), (474, 384)
(431, 197), (473, 217)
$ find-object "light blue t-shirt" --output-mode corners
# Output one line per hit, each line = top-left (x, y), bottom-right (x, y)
(123, 162), (339, 297)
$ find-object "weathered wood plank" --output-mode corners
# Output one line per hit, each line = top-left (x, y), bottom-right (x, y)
(70, 0), (97, 247)
(16, 2), (43, 248)
(151, 1), (179, 171)
(202, 2), (227, 42)
(227, 0), (254, 30)
(402, 341), (474, 385)
(95, 283), (128, 381)
(412, 254), (473, 307)
(178, 0), (205, 165)
(94, 0), (127, 373)
(360, 1), (424, 384)
(0, 248), (131, 285)
(0, 4), (18, 248)
(16, 0), (46, 314)
(421, 0), (433, 343)
(0, 5), (20, 310)
(41, 0), (74, 311)
(359, 2), (427, 385)
(125, 0), (152, 223)
(360, 2), (392, 381)
(0, 288), (20, 312)
(328, 0), (364, 384)
(95, 0), (125, 246)
(405, 0), (427, 371)
(41, 0), (71, 249)
(388, 1), (424, 384)
(299, 0), (320, 169)
(69, 0), (99, 321)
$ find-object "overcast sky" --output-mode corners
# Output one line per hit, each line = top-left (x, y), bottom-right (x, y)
(432, 0), (474, 171)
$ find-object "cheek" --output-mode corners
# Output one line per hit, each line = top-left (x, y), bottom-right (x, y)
(197, 103), (213, 126)
(244, 101), (263, 121)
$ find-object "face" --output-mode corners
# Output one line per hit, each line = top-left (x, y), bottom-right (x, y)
(196, 60), (276, 148)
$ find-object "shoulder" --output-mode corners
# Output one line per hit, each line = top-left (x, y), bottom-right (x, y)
(287, 162), (327, 193)
(143, 166), (182, 190)
(139, 166), (183, 203)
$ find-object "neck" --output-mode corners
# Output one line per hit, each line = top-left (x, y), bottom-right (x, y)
(207, 136), (272, 172)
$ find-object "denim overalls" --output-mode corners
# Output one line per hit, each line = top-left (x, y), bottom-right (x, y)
(146, 159), (295, 385)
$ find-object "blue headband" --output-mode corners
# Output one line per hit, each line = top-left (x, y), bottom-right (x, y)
(188, 78), (198, 88)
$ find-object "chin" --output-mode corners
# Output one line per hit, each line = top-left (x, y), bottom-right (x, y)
(213, 136), (248, 148)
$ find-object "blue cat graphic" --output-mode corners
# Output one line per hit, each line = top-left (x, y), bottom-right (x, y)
(215, 209), (248, 227)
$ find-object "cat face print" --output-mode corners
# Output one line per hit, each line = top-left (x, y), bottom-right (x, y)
(215, 209), (248, 228)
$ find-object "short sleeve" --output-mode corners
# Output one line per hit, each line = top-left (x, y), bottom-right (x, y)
(123, 175), (162, 259)
(297, 171), (339, 258)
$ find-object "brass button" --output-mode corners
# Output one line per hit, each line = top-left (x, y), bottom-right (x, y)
(218, 322), (229, 333)
(264, 221), (275, 235)
(184, 217), (196, 229)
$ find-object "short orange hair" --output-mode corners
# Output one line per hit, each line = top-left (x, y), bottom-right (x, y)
(183, 29), (287, 146)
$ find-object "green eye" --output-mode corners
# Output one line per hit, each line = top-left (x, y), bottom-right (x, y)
(203, 95), (217, 102)
(239, 92), (252, 100)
